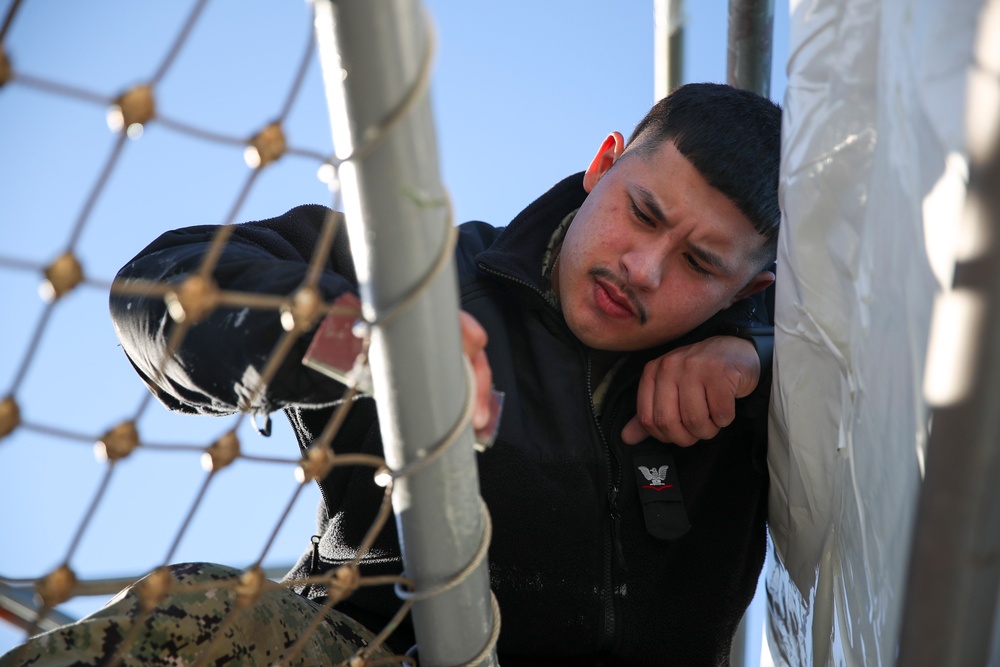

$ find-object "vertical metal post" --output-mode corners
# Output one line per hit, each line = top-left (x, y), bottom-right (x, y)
(312, 1), (497, 665)
(654, 0), (684, 100)
(898, 2), (1000, 664)
(725, 6), (774, 665)
(726, 0), (774, 97)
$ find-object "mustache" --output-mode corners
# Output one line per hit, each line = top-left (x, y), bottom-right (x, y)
(589, 266), (648, 325)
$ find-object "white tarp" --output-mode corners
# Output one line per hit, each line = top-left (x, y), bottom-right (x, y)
(767, 0), (984, 663)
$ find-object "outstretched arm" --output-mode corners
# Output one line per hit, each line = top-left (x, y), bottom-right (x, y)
(109, 204), (357, 416)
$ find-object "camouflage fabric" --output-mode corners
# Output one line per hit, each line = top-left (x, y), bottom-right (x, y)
(0, 563), (394, 667)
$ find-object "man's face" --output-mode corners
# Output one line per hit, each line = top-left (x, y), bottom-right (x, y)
(553, 134), (774, 352)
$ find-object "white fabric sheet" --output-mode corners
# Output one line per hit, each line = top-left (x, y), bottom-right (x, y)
(767, 0), (983, 663)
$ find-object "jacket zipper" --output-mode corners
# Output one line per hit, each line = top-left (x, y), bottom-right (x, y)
(587, 357), (622, 654)
(605, 416), (626, 574)
(480, 262), (623, 651)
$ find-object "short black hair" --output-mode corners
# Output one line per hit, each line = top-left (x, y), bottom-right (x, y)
(626, 83), (782, 268)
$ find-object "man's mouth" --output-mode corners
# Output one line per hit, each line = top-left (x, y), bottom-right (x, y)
(589, 267), (648, 324)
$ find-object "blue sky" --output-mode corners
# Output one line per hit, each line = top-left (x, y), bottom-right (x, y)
(0, 0), (788, 654)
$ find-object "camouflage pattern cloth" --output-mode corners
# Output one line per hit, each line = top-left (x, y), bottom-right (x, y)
(0, 563), (394, 667)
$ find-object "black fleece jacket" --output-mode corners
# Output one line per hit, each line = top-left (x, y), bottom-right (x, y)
(110, 173), (771, 666)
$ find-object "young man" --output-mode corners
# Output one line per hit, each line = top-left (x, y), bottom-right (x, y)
(2, 82), (780, 666)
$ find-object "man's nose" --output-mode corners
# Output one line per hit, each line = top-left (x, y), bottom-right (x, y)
(621, 247), (663, 291)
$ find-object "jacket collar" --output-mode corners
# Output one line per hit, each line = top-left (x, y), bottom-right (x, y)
(475, 172), (588, 300)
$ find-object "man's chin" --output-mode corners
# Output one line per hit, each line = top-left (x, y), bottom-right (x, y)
(564, 308), (656, 352)
(573, 321), (682, 353)
(573, 329), (642, 353)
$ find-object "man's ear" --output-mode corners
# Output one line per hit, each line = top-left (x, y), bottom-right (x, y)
(583, 132), (626, 193)
(731, 270), (775, 304)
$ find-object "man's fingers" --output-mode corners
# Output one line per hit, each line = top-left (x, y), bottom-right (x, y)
(460, 311), (492, 430)
(622, 411), (700, 446)
(621, 416), (648, 445)
(727, 337), (760, 399)
(705, 381), (737, 429)
(651, 393), (687, 444)
(460, 311), (488, 357)
(472, 349), (492, 429)
(665, 424), (698, 447)
(677, 385), (719, 441)
(623, 368), (661, 444)
(623, 372), (699, 446)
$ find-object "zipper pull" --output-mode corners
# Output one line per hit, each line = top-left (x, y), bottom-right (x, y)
(309, 534), (321, 574)
(299, 534), (322, 599)
(252, 412), (272, 437)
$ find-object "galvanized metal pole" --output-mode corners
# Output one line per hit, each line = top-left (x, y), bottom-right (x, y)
(654, 0), (684, 100)
(312, 2), (497, 665)
(726, 0), (774, 97)
(898, 2), (1000, 664)
(725, 6), (774, 666)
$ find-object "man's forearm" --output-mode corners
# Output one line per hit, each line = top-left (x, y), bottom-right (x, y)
(109, 205), (357, 415)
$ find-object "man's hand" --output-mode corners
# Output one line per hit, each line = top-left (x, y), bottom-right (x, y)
(621, 336), (760, 446)
(460, 311), (493, 430)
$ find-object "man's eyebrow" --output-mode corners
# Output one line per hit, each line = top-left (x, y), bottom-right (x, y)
(631, 184), (734, 276)
(632, 184), (668, 224)
(688, 243), (733, 276)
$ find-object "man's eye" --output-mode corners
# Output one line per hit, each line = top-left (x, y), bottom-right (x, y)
(685, 254), (711, 276)
(630, 202), (654, 227)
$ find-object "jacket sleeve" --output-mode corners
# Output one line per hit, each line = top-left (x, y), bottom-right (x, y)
(702, 283), (775, 422)
(109, 204), (358, 416)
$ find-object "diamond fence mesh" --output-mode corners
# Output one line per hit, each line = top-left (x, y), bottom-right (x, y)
(0, 0), (382, 660)
(0, 1), (534, 663)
